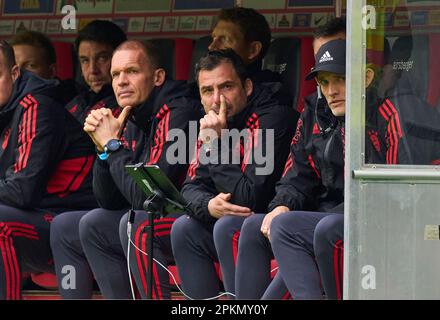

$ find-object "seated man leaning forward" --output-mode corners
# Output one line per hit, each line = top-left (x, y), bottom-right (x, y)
(171, 49), (295, 299)
(51, 40), (202, 299)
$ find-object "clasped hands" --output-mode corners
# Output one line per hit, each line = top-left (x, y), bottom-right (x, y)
(83, 106), (132, 152)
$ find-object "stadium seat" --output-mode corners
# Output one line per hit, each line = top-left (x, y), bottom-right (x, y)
(297, 37), (318, 112)
(30, 272), (58, 290)
(385, 34), (440, 108)
(263, 37), (316, 112)
(188, 36), (211, 82)
(174, 38), (194, 80)
(150, 38), (194, 81)
(53, 41), (75, 80)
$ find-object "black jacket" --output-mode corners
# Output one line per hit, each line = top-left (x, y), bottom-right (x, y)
(43, 85), (121, 210)
(0, 71), (67, 209)
(191, 59), (300, 123)
(92, 79), (203, 210)
(182, 83), (296, 223)
(268, 91), (385, 213)
(65, 84), (119, 125)
(377, 77), (440, 165)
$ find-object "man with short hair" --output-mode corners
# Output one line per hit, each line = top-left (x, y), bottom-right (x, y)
(209, 7), (273, 82)
(208, 7), (296, 110)
(11, 30), (78, 106)
(49, 20), (127, 299)
(311, 17), (346, 55)
(0, 40), (72, 300)
(264, 39), (380, 300)
(170, 49), (295, 299)
(77, 40), (202, 300)
(218, 17), (348, 300)
(11, 30), (57, 80)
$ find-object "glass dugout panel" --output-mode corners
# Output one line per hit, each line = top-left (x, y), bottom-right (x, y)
(345, 0), (440, 299)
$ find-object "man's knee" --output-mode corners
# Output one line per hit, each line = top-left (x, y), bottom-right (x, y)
(118, 212), (129, 244)
(51, 214), (75, 248)
(270, 211), (307, 246)
(213, 216), (245, 245)
(241, 214), (264, 233)
(78, 208), (107, 244)
(171, 215), (203, 252)
(314, 214), (344, 250)
(171, 215), (193, 243)
(50, 212), (86, 247)
(238, 214), (265, 245)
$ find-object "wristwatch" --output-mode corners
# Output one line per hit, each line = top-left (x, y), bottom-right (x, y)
(98, 139), (122, 160)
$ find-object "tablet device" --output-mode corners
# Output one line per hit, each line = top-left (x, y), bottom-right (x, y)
(125, 163), (188, 214)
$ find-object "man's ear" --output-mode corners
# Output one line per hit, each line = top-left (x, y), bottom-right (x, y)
(11, 65), (20, 82)
(247, 41), (262, 62)
(365, 67), (375, 88)
(154, 68), (166, 86)
(244, 78), (253, 97)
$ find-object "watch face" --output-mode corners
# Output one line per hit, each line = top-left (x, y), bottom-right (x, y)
(106, 139), (121, 152)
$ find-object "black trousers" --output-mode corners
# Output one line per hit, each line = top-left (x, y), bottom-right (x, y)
(50, 208), (132, 299)
(270, 211), (344, 299)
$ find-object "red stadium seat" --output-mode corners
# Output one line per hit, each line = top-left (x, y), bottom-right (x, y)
(427, 34), (440, 108)
(174, 38), (194, 80)
(297, 37), (318, 112)
(150, 38), (194, 81)
(52, 41), (74, 80)
(188, 36), (211, 82)
(263, 36), (316, 112)
(30, 272), (58, 289)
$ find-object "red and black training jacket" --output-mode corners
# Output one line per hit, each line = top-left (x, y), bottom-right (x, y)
(42, 84), (121, 210)
(268, 90), (385, 213)
(182, 83), (296, 224)
(0, 71), (73, 209)
(377, 79), (440, 165)
(92, 79), (203, 210)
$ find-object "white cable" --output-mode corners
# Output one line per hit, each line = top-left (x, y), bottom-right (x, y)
(126, 224), (136, 300)
(127, 233), (236, 300)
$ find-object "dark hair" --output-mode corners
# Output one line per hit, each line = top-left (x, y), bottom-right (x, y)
(313, 17), (346, 39)
(75, 20), (127, 53)
(195, 49), (248, 85)
(216, 7), (271, 60)
(114, 40), (163, 70)
(10, 30), (56, 65)
(0, 40), (16, 69)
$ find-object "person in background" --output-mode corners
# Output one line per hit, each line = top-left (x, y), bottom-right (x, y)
(49, 20), (127, 299)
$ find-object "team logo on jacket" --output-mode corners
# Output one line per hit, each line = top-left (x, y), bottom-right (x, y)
(312, 122), (321, 135)
(368, 130), (381, 152)
(68, 104), (78, 114)
(87, 101), (107, 115)
(43, 214), (54, 223)
(292, 118), (303, 144)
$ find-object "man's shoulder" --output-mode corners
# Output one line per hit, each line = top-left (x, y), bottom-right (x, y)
(158, 84), (203, 119)
(249, 86), (299, 126)
(164, 79), (199, 100)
